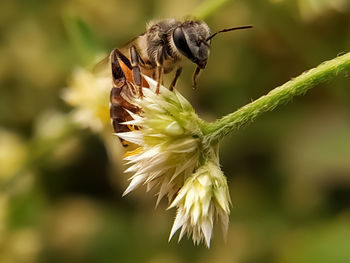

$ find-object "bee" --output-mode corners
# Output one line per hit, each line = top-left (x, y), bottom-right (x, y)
(108, 18), (252, 146)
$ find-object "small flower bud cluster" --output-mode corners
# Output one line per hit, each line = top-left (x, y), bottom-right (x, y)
(169, 160), (231, 247)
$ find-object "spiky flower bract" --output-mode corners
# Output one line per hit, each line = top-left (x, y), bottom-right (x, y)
(118, 77), (204, 204)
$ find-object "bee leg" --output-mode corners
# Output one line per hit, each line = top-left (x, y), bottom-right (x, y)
(110, 49), (133, 137)
(192, 66), (201, 89)
(169, 67), (182, 91)
(154, 49), (166, 94)
(155, 65), (164, 94)
(111, 48), (127, 87)
(113, 48), (132, 70)
(130, 45), (143, 97)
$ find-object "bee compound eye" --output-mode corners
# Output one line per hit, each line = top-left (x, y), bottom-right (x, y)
(173, 27), (197, 63)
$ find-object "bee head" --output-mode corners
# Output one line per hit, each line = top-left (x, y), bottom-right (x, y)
(173, 22), (253, 69)
(173, 21), (211, 69)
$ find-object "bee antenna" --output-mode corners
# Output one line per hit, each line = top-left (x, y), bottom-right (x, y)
(206, 25), (253, 42)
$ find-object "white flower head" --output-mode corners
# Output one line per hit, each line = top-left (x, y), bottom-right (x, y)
(118, 77), (203, 204)
(62, 68), (110, 132)
(116, 76), (232, 247)
(168, 160), (231, 248)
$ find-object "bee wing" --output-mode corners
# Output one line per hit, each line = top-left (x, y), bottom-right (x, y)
(92, 54), (110, 75)
(93, 33), (144, 74)
(120, 34), (144, 52)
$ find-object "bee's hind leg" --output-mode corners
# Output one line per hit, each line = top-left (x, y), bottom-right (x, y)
(130, 45), (144, 97)
(110, 49), (134, 136)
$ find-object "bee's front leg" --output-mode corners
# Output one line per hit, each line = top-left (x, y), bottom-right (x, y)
(130, 45), (144, 97)
(154, 50), (167, 94)
(169, 67), (182, 91)
(155, 65), (164, 94)
(192, 66), (201, 89)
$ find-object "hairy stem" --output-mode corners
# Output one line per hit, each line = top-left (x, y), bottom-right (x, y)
(202, 52), (350, 144)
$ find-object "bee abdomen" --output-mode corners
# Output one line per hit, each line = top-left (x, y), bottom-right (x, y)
(110, 84), (141, 146)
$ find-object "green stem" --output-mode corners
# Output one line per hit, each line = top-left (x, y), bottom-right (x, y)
(193, 0), (233, 19)
(202, 52), (350, 144)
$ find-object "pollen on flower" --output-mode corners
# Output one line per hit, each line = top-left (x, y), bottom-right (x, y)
(122, 147), (143, 157)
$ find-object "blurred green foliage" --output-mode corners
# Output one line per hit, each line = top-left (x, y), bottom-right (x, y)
(0, 0), (350, 262)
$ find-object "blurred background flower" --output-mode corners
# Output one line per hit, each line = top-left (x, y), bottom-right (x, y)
(1, 0), (350, 262)
(0, 130), (28, 182)
(63, 68), (111, 133)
